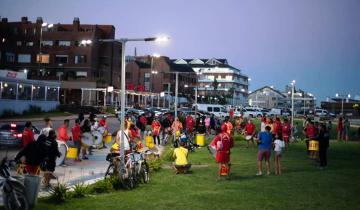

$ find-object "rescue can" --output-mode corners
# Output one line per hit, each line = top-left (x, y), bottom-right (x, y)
(66, 147), (78, 159)
(104, 135), (112, 143)
(309, 140), (319, 151)
(196, 134), (205, 147)
(146, 135), (154, 148)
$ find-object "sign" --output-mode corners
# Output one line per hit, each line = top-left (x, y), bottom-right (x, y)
(0, 70), (27, 79)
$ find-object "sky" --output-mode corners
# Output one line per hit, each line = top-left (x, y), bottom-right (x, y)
(1, 0), (360, 102)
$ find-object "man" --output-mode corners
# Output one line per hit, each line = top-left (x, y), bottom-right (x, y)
(245, 119), (256, 148)
(57, 119), (70, 143)
(152, 117), (162, 145)
(22, 121), (35, 147)
(71, 119), (82, 161)
(224, 117), (233, 136)
(272, 117), (282, 138)
(40, 118), (53, 137)
(304, 119), (315, 155)
(172, 141), (191, 174)
(282, 118), (291, 149)
(256, 125), (273, 176)
(185, 114), (195, 136)
(41, 130), (61, 187)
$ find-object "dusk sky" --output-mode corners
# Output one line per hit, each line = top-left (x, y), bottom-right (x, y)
(1, 0), (359, 102)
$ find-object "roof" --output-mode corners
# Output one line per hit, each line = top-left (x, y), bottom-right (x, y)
(166, 61), (195, 73)
(249, 86), (286, 98)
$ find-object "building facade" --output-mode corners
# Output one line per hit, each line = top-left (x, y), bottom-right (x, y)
(173, 58), (249, 106)
(0, 17), (121, 105)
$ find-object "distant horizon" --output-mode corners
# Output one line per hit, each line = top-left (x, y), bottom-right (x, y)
(1, 0), (359, 103)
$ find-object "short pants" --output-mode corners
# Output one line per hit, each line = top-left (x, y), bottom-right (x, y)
(258, 149), (271, 161)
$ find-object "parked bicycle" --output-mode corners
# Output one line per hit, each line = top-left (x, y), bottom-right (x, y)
(0, 157), (29, 210)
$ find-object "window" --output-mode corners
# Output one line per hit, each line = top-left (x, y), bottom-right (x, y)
(32, 86), (45, 100)
(16, 41), (22, 46)
(41, 41), (53, 46)
(18, 84), (32, 100)
(18, 54), (31, 63)
(26, 42), (33, 46)
(126, 72), (132, 79)
(55, 55), (68, 64)
(59, 41), (71, 47)
(46, 87), (58, 101)
(214, 107), (220, 112)
(207, 107), (213, 112)
(6, 53), (15, 63)
(75, 55), (86, 64)
(1, 82), (17, 99)
(36, 54), (50, 63)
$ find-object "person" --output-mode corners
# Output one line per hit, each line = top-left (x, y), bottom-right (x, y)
(235, 116), (241, 134)
(57, 119), (70, 143)
(152, 117), (162, 145)
(172, 117), (183, 137)
(224, 117), (233, 136)
(229, 108), (234, 120)
(161, 113), (172, 144)
(185, 114), (195, 136)
(205, 115), (211, 135)
(114, 124), (131, 154)
(272, 117), (282, 138)
(41, 130), (61, 187)
(22, 121), (35, 147)
(337, 117), (343, 142)
(260, 116), (267, 132)
(211, 124), (234, 179)
(317, 124), (329, 169)
(327, 120), (332, 135)
(210, 114), (216, 135)
(138, 114), (147, 143)
(78, 111), (84, 123)
(273, 134), (285, 175)
(256, 125), (273, 176)
(71, 119), (82, 161)
(80, 119), (91, 159)
(99, 116), (109, 149)
(304, 119), (316, 155)
(196, 116), (206, 135)
(282, 118), (291, 149)
(172, 141), (191, 174)
(40, 118), (53, 137)
(245, 119), (256, 148)
(343, 118), (350, 143)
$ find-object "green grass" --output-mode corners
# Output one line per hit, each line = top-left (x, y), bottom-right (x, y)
(33, 135), (360, 210)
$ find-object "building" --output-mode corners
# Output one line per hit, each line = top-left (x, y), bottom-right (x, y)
(173, 58), (249, 106)
(248, 86), (286, 109)
(0, 69), (60, 115)
(0, 17), (122, 105)
(321, 98), (360, 117)
(125, 56), (196, 106)
(248, 85), (316, 112)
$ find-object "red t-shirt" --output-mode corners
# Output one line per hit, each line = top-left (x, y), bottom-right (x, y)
(282, 123), (291, 137)
(57, 124), (69, 142)
(99, 119), (106, 127)
(273, 121), (282, 135)
(306, 124), (315, 139)
(245, 123), (255, 135)
(186, 116), (194, 130)
(71, 123), (81, 141)
(22, 128), (34, 147)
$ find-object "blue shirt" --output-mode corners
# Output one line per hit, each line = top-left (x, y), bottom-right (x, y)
(258, 131), (272, 150)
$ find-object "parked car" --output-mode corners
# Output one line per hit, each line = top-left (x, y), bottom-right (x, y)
(115, 107), (145, 118)
(0, 123), (40, 147)
(242, 107), (263, 118)
(314, 109), (329, 117)
(194, 104), (227, 118)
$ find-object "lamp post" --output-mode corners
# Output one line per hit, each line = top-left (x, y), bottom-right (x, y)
(335, 93), (351, 116)
(291, 80), (296, 138)
(38, 22), (53, 75)
(99, 36), (169, 160)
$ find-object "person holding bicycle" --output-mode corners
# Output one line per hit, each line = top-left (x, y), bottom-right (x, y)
(41, 130), (61, 187)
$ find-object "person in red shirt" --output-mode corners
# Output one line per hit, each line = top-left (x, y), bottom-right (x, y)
(210, 124), (234, 180)
(152, 118), (162, 145)
(71, 119), (82, 161)
(57, 119), (70, 143)
(185, 114), (195, 136)
(229, 108), (234, 120)
(245, 119), (256, 148)
(304, 119), (315, 155)
(337, 117), (343, 142)
(272, 117), (282, 138)
(22, 121), (35, 147)
(282, 118), (291, 149)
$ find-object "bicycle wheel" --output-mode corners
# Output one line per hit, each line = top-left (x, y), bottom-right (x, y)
(141, 162), (150, 184)
(104, 163), (115, 179)
(121, 169), (135, 190)
(3, 187), (29, 210)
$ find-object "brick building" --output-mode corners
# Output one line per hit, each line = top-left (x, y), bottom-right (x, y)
(0, 17), (121, 105)
(126, 56), (196, 103)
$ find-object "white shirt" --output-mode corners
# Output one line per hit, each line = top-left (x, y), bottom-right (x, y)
(40, 127), (53, 137)
(261, 122), (266, 132)
(116, 129), (130, 151)
(274, 139), (285, 152)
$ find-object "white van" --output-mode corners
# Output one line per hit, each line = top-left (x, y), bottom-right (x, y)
(194, 104), (227, 118)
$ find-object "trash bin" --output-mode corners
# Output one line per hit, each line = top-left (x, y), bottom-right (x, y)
(24, 175), (41, 207)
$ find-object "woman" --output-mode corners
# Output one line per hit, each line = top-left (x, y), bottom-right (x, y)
(317, 124), (329, 169)
(152, 117), (162, 145)
(210, 124), (234, 179)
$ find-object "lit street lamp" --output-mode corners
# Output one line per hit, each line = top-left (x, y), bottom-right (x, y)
(335, 93), (351, 116)
(99, 36), (169, 160)
(38, 22), (53, 75)
(291, 80), (296, 138)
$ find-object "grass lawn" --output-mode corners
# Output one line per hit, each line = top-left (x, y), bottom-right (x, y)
(33, 135), (360, 210)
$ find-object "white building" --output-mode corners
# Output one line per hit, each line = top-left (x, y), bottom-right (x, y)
(173, 58), (249, 106)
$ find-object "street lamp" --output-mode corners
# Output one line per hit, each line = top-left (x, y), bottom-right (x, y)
(99, 36), (169, 160)
(291, 80), (296, 138)
(335, 93), (351, 116)
(150, 54), (160, 92)
(38, 22), (53, 75)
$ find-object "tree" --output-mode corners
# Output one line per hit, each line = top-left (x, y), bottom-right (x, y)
(212, 78), (219, 91)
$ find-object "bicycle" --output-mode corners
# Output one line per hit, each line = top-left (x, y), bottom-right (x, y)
(0, 157), (29, 210)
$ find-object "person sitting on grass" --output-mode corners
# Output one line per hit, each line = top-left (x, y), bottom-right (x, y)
(256, 125), (273, 176)
(173, 141), (191, 174)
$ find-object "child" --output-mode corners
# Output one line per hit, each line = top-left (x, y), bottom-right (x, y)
(273, 134), (285, 175)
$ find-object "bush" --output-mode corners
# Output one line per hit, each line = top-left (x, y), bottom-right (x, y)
(161, 147), (174, 162)
(148, 158), (162, 172)
(108, 176), (123, 190)
(89, 179), (113, 194)
(49, 182), (69, 203)
(70, 183), (89, 198)
(1, 109), (17, 118)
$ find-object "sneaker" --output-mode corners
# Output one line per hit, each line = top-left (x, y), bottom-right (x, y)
(256, 172), (262, 176)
